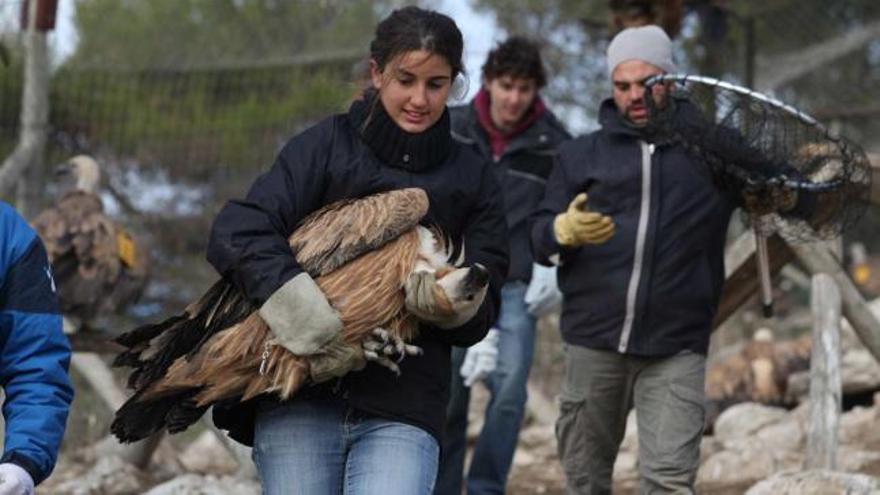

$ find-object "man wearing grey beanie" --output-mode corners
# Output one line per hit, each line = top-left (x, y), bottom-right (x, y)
(531, 25), (735, 494)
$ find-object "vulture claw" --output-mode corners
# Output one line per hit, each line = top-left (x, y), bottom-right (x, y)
(364, 328), (423, 368)
(364, 350), (401, 376)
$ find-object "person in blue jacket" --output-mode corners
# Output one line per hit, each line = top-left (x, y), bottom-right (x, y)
(0, 202), (73, 495)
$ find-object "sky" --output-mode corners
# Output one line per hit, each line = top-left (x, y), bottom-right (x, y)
(436, 0), (503, 101)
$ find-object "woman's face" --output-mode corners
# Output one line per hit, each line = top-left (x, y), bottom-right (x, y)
(371, 50), (453, 134)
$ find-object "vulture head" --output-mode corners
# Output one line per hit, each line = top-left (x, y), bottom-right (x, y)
(414, 226), (490, 317)
(56, 154), (102, 194)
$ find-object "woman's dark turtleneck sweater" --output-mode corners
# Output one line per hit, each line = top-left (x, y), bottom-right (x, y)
(348, 92), (452, 172)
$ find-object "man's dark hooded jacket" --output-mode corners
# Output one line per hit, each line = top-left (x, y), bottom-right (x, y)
(531, 97), (738, 357)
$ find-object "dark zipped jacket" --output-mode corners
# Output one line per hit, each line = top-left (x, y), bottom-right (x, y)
(451, 103), (570, 283)
(531, 98), (739, 357)
(206, 103), (509, 445)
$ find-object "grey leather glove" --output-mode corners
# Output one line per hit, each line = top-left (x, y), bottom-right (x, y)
(308, 334), (366, 384)
(404, 270), (485, 329)
(258, 272), (343, 355)
(309, 329), (425, 382)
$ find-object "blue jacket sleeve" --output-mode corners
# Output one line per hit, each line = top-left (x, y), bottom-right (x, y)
(206, 120), (334, 305)
(0, 203), (73, 485)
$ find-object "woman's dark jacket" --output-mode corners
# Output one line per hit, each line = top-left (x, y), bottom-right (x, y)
(531, 98), (738, 357)
(206, 99), (509, 445)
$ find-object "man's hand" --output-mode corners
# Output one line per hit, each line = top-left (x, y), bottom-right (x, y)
(460, 328), (500, 387)
(0, 463), (34, 495)
(404, 270), (485, 329)
(524, 263), (562, 317)
(553, 193), (615, 247)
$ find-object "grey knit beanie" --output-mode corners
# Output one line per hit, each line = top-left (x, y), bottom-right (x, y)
(606, 25), (675, 78)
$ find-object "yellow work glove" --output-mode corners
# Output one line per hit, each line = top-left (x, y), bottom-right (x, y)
(553, 193), (615, 247)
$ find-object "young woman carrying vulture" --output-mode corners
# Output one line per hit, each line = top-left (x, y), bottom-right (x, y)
(203, 7), (507, 494)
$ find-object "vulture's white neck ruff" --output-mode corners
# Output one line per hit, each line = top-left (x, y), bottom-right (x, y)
(69, 155), (101, 194)
(414, 226), (448, 274)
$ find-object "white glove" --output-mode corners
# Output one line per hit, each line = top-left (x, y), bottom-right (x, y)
(0, 463), (34, 495)
(460, 328), (500, 387)
(524, 263), (562, 317)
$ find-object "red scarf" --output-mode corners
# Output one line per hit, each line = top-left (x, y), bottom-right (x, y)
(474, 87), (546, 159)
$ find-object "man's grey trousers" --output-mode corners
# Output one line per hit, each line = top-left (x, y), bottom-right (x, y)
(556, 344), (706, 495)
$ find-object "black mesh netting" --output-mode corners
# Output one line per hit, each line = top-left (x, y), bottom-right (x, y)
(645, 74), (872, 243)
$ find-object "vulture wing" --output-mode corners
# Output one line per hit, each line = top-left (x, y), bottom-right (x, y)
(290, 187), (428, 276)
(112, 188), (430, 442)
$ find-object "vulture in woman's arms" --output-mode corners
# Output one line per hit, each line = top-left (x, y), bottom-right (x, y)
(31, 155), (149, 331)
(111, 188), (489, 443)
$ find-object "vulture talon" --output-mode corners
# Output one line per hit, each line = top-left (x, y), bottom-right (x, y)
(364, 351), (401, 375)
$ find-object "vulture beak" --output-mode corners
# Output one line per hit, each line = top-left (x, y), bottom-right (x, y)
(464, 263), (490, 292)
(54, 162), (73, 177)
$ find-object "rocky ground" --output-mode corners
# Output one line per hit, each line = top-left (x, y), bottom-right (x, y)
(42, 381), (880, 494)
(39, 306), (880, 494)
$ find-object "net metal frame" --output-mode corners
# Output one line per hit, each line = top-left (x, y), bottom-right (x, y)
(644, 73), (871, 243)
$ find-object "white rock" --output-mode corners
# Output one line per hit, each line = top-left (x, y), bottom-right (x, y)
(745, 469), (880, 494)
(144, 474), (260, 495)
(713, 403), (788, 443)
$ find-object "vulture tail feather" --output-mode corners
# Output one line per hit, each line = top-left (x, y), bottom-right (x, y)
(166, 399), (210, 435)
(114, 279), (255, 390)
(111, 388), (196, 443)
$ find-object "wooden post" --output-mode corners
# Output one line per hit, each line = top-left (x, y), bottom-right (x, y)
(791, 243), (880, 361)
(805, 273), (841, 470)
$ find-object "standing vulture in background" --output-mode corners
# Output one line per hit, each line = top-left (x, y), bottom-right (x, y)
(705, 329), (812, 431)
(31, 155), (149, 332)
(111, 188), (490, 443)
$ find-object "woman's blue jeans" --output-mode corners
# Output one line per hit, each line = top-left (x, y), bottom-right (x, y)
(253, 398), (440, 494)
(435, 282), (537, 494)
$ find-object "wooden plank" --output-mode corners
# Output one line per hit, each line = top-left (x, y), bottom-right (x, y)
(805, 273), (841, 470)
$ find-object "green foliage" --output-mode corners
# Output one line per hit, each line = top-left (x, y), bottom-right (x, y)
(50, 63), (355, 176)
(45, 0), (391, 176)
(70, 0), (382, 69)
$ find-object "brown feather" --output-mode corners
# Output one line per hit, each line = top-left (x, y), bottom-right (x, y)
(32, 190), (151, 323)
(138, 190), (427, 405)
(290, 188), (428, 276)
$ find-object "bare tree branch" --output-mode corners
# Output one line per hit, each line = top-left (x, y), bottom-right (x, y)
(0, 1), (50, 206)
(756, 19), (880, 91)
